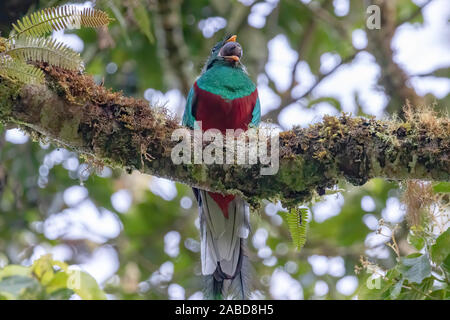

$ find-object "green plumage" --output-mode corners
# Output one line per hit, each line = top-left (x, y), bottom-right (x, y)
(197, 63), (256, 100)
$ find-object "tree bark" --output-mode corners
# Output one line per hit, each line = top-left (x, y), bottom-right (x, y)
(0, 65), (448, 207)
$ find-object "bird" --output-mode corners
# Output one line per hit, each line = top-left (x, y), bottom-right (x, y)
(182, 34), (261, 299)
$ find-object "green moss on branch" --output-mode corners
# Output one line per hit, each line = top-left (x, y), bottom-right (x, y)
(0, 65), (448, 207)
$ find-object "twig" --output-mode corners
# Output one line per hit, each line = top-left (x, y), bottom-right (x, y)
(262, 50), (361, 122)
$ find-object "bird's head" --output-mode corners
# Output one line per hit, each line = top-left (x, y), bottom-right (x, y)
(203, 34), (244, 72)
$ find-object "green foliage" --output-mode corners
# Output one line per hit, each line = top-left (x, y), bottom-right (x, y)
(433, 182), (450, 193)
(0, 254), (105, 300)
(399, 253), (431, 284)
(431, 229), (450, 265)
(0, 56), (45, 84)
(280, 207), (309, 250)
(5, 36), (84, 71)
(132, 1), (154, 44)
(357, 226), (449, 300)
(10, 6), (111, 39)
(0, 4), (112, 85)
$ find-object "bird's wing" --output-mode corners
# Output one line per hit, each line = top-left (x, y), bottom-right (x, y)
(249, 94), (261, 128)
(182, 85), (198, 128)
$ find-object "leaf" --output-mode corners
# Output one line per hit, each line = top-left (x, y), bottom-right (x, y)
(432, 182), (450, 193)
(66, 269), (106, 300)
(0, 265), (31, 280)
(306, 97), (341, 111)
(443, 255), (450, 274)
(133, 1), (154, 43)
(390, 279), (403, 299)
(399, 253), (431, 284)
(48, 288), (74, 300)
(31, 254), (55, 285)
(280, 207), (309, 250)
(428, 67), (450, 78)
(5, 36), (84, 71)
(399, 277), (434, 300)
(407, 231), (425, 250)
(0, 291), (15, 300)
(431, 229), (450, 265)
(45, 271), (70, 294)
(0, 275), (40, 298)
(356, 273), (390, 300)
(10, 5), (112, 39)
(0, 56), (45, 84)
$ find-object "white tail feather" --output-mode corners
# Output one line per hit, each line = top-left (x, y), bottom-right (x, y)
(197, 189), (251, 299)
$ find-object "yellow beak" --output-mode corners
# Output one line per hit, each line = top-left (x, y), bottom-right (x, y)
(226, 35), (237, 43)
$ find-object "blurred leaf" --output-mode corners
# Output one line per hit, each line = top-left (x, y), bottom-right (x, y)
(432, 182), (450, 193)
(32, 254), (54, 285)
(48, 288), (74, 300)
(67, 270), (106, 300)
(396, 0), (425, 25)
(399, 253), (431, 284)
(0, 275), (41, 298)
(133, 1), (154, 43)
(431, 229), (450, 265)
(0, 265), (31, 280)
(390, 278), (403, 299)
(398, 277), (433, 300)
(107, 0), (132, 46)
(427, 67), (450, 78)
(407, 231), (425, 250)
(443, 255), (450, 274)
(306, 97), (341, 111)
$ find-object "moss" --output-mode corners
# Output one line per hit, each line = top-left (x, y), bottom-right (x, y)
(278, 157), (305, 191)
(0, 80), (22, 122)
(60, 114), (82, 144)
(39, 103), (61, 133)
(189, 164), (208, 183)
(370, 153), (383, 176)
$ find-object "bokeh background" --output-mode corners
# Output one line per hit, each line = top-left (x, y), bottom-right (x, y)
(0, 0), (449, 299)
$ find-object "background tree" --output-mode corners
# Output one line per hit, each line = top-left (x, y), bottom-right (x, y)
(0, 0), (448, 300)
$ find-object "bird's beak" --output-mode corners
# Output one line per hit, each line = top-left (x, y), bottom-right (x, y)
(220, 36), (241, 62)
(226, 35), (237, 43)
(224, 55), (240, 62)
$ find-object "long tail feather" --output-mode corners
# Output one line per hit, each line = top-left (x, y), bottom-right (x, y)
(227, 240), (251, 299)
(195, 188), (252, 299)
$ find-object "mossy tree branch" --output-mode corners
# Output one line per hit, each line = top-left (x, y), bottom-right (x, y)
(0, 65), (448, 207)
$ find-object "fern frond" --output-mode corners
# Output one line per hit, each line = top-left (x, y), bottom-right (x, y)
(0, 57), (44, 84)
(10, 6), (112, 39)
(5, 37), (83, 71)
(281, 207), (309, 251)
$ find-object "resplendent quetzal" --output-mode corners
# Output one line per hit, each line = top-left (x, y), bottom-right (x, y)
(182, 35), (260, 299)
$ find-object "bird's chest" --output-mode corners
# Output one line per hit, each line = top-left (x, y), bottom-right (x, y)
(194, 82), (257, 132)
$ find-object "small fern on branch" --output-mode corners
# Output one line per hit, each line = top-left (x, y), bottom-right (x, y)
(10, 6), (112, 39)
(4, 37), (83, 71)
(280, 207), (309, 250)
(0, 57), (45, 84)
